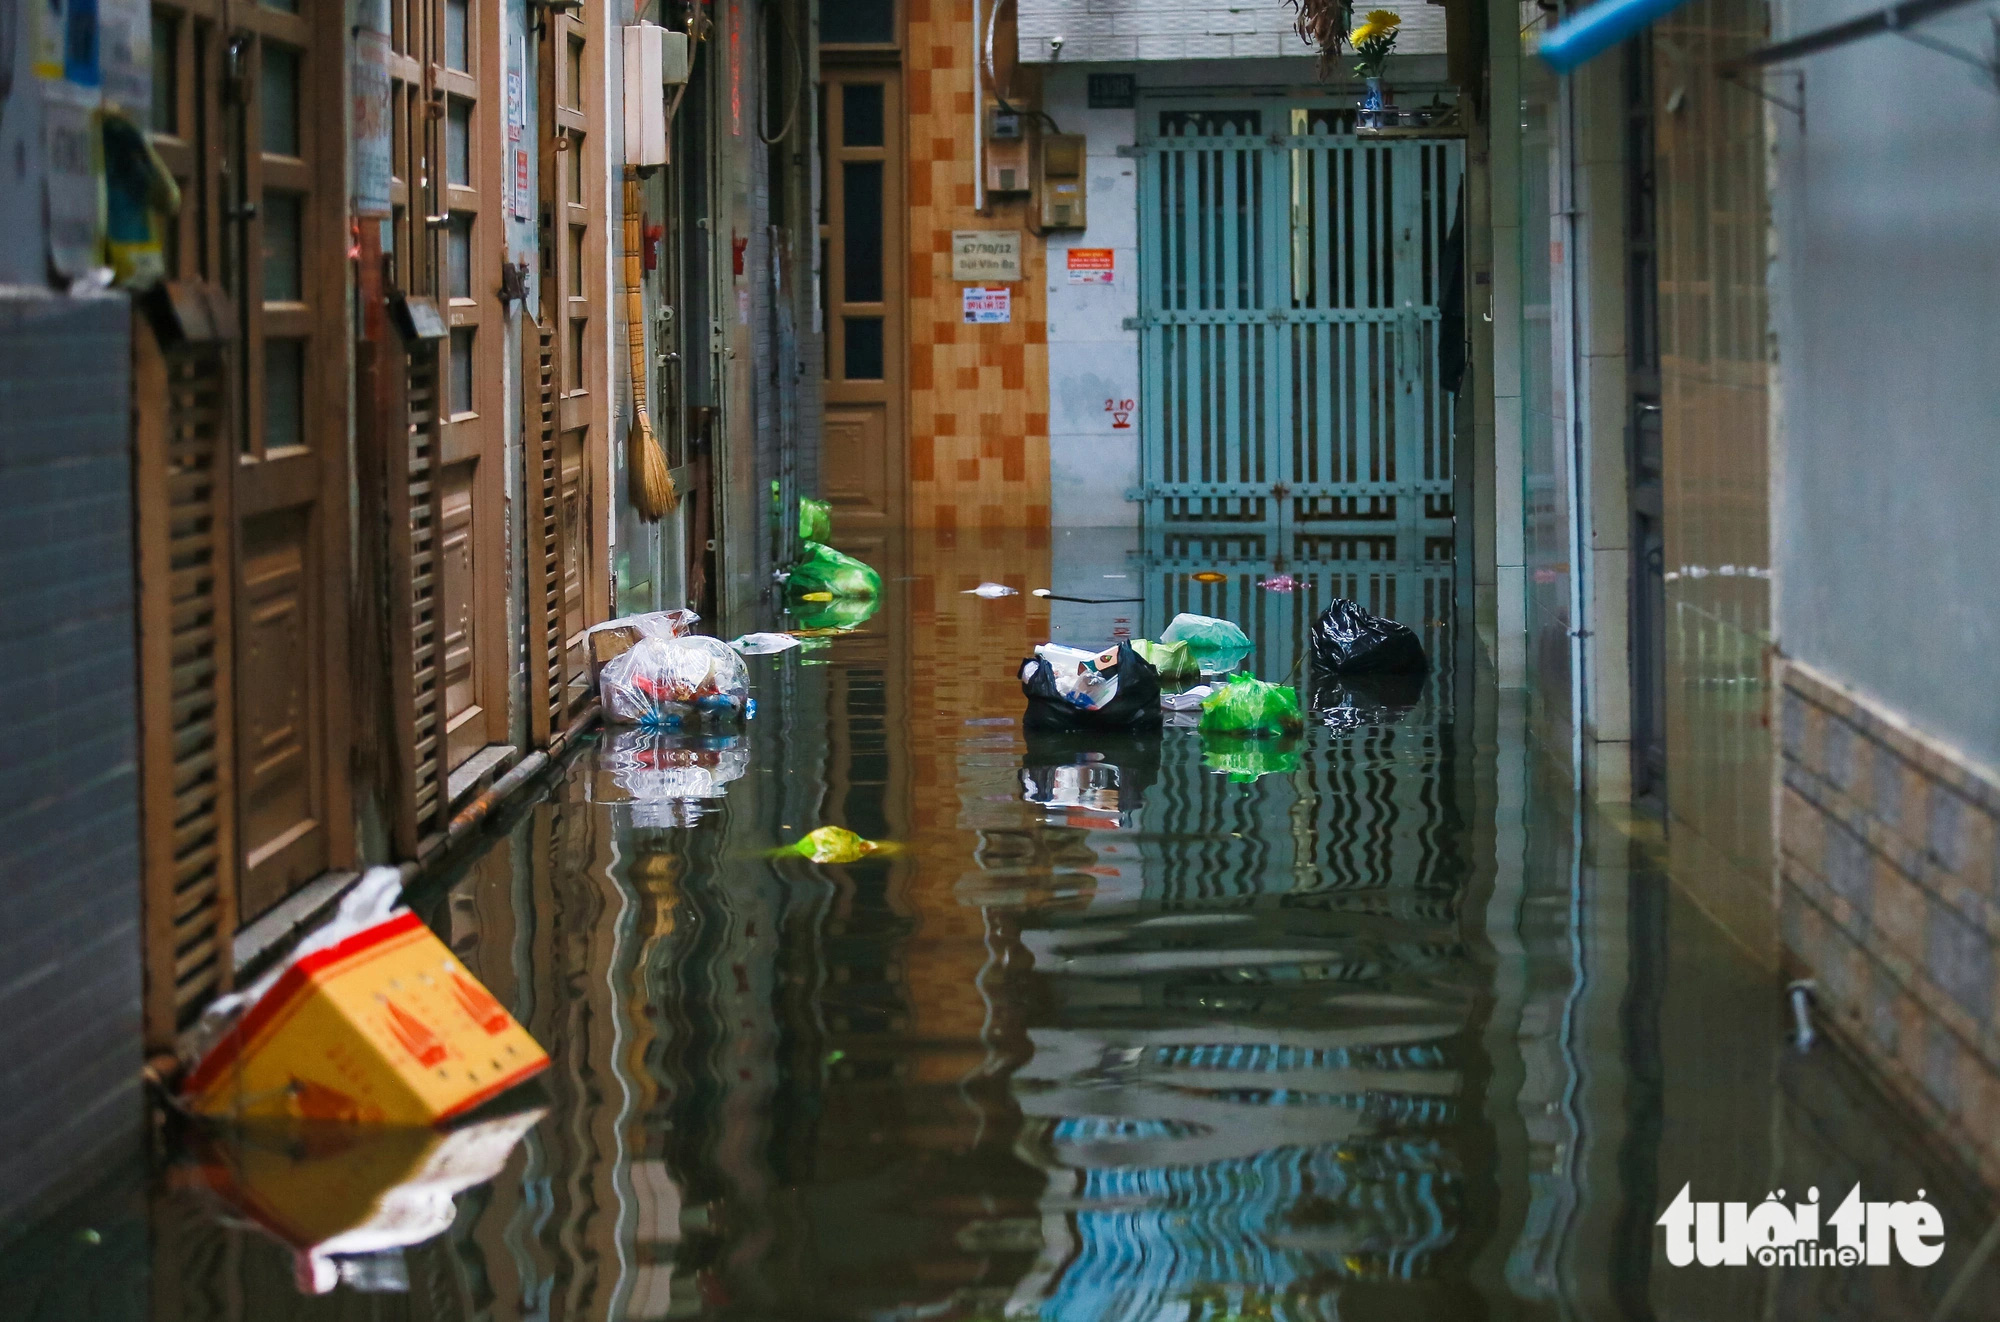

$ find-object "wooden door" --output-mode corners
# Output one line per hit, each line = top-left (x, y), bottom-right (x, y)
(382, 0), (510, 778)
(539, 0), (605, 687)
(145, 0), (353, 927)
(819, 66), (904, 546)
(432, 0), (509, 772)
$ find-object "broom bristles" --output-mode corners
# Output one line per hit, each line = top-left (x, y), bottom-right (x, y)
(631, 413), (678, 518)
(622, 169), (678, 521)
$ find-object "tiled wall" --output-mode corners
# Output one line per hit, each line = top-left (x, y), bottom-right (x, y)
(1778, 657), (2000, 1188)
(904, 0), (1051, 529)
(1013, 0), (1445, 64)
(897, 527), (1051, 1066)
(0, 296), (145, 1226)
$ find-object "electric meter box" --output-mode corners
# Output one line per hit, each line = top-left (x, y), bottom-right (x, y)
(985, 102), (1030, 194)
(1038, 133), (1087, 230)
(623, 24), (692, 168)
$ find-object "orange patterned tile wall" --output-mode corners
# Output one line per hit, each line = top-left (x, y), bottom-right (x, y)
(903, 0), (1050, 529)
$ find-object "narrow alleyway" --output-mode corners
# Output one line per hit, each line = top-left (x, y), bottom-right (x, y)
(5, 529), (1996, 1320)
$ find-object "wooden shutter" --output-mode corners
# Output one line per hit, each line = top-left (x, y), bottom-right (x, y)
(135, 310), (238, 1051)
(394, 335), (449, 855)
(524, 321), (571, 745)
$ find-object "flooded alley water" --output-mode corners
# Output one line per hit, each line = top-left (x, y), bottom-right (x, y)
(6, 528), (1998, 1321)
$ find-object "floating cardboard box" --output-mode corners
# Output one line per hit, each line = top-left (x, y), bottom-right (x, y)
(184, 1108), (543, 1294)
(183, 905), (549, 1126)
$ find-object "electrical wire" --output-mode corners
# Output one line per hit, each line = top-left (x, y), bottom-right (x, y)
(756, 0), (806, 146)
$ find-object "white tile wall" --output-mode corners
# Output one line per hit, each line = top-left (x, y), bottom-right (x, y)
(1018, 0), (1447, 65)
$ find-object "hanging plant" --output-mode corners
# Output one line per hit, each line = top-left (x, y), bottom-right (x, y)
(1287, 0), (1355, 75)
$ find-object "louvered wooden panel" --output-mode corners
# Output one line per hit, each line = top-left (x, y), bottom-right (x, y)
(393, 338), (448, 854)
(137, 318), (238, 1050)
(524, 321), (568, 746)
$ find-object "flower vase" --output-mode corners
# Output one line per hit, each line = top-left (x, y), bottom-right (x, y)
(1361, 76), (1392, 129)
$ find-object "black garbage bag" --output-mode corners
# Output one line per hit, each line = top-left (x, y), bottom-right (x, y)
(1021, 729), (1163, 815)
(1309, 599), (1427, 676)
(1309, 671), (1426, 733)
(1019, 641), (1163, 733)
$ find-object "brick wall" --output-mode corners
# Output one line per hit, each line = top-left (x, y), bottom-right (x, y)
(1778, 657), (2000, 1189)
(0, 294), (145, 1229)
(905, 0), (1051, 529)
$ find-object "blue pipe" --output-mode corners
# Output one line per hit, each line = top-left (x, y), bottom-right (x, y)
(1535, 0), (1696, 72)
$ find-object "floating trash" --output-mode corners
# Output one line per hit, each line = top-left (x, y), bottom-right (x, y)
(1160, 684), (1214, 713)
(774, 825), (899, 864)
(1191, 571), (1227, 583)
(1310, 598), (1428, 675)
(600, 635), (749, 726)
(964, 582), (1020, 597)
(183, 1108), (543, 1295)
(1131, 638), (1196, 681)
(1258, 573), (1300, 592)
(1197, 673), (1305, 738)
(181, 870), (549, 1126)
(1159, 612), (1253, 675)
(798, 495), (832, 543)
(1200, 732), (1302, 783)
(787, 541), (882, 599)
(730, 631), (803, 655)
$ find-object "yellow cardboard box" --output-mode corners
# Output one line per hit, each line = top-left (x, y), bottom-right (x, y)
(184, 1109), (543, 1293)
(183, 911), (548, 1125)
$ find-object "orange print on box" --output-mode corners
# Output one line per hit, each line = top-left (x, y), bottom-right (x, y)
(183, 910), (549, 1126)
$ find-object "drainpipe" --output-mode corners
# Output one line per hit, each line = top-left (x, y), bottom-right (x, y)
(1558, 54), (1590, 793)
(971, 0), (985, 212)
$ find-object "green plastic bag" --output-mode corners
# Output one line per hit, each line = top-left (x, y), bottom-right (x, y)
(772, 825), (898, 863)
(1159, 612), (1251, 653)
(1201, 734), (1300, 783)
(1131, 638), (1197, 682)
(798, 496), (832, 543)
(1197, 673), (1304, 738)
(788, 594), (880, 632)
(787, 540), (881, 599)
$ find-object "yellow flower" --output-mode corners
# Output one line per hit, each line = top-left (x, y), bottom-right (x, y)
(1349, 9), (1402, 45)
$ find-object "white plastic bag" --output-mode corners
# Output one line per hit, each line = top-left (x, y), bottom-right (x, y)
(600, 635), (750, 726)
(729, 631), (803, 655)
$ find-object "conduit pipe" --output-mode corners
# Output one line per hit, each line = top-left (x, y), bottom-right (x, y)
(971, 0), (985, 211)
(1536, 0), (1696, 71)
(398, 703), (602, 882)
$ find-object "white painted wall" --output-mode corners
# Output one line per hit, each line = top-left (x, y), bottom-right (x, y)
(1016, 0), (1445, 64)
(1042, 67), (1141, 528)
(1769, 0), (2000, 771)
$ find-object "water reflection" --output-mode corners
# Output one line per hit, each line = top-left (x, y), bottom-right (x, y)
(10, 526), (1999, 1321)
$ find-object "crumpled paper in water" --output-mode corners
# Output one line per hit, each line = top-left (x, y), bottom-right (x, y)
(963, 582), (1019, 598)
(773, 825), (898, 864)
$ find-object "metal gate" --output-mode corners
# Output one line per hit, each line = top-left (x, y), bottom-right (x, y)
(1137, 103), (1463, 537)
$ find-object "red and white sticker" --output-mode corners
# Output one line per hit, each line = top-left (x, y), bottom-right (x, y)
(1067, 248), (1115, 285)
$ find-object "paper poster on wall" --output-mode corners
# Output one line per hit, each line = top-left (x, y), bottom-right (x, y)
(351, 28), (393, 217)
(1066, 248), (1114, 285)
(43, 97), (100, 276)
(963, 286), (1011, 324)
(98, 0), (151, 113)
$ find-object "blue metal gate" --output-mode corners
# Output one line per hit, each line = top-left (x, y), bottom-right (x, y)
(1136, 103), (1464, 536)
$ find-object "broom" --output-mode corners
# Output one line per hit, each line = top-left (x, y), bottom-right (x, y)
(623, 171), (677, 520)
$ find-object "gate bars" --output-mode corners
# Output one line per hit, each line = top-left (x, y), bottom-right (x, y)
(1136, 103), (1464, 537)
